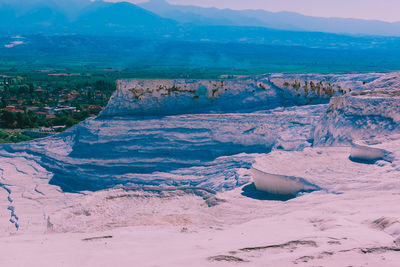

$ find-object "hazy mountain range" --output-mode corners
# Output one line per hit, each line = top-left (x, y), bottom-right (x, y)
(140, 0), (400, 36)
(2, 0), (400, 74)
(1, 0), (400, 38)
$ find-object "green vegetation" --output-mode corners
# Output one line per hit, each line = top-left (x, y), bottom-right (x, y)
(0, 72), (116, 130)
(0, 130), (33, 144)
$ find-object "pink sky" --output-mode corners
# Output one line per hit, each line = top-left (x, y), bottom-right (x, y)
(105, 0), (400, 22)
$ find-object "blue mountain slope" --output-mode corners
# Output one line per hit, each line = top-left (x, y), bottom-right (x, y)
(0, 0), (176, 35)
(73, 1), (177, 34)
(77, 1), (174, 27)
(15, 6), (68, 26)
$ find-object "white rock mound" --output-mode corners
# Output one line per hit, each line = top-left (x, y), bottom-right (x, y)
(350, 143), (386, 163)
(250, 167), (320, 196)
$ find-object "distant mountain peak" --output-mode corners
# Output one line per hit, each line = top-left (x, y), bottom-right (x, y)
(147, 0), (169, 3)
(141, 0), (172, 12)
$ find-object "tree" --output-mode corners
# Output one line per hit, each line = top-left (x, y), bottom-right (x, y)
(1, 111), (17, 128)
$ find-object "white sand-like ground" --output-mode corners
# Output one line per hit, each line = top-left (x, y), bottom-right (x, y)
(1, 137), (400, 266)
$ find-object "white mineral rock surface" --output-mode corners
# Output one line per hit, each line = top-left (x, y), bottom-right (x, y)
(250, 167), (319, 196)
(1, 72), (400, 266)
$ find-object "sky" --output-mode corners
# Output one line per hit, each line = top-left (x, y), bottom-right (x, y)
(106, 0), (400, 22)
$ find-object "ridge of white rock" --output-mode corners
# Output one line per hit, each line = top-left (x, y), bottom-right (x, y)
(314, 72), (400, 145)
(100, 73), (383, 117)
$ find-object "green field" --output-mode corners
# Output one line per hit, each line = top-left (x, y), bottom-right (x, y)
(2, 35), (400, 78)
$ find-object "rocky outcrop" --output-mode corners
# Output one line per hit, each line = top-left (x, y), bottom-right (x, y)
(99, 73), (375, 117)
(314, 72), (400, 145)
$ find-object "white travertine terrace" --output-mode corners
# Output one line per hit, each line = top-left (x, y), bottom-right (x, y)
(1, 72), (400, 266)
